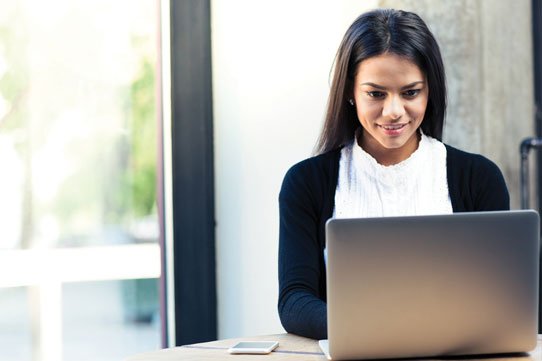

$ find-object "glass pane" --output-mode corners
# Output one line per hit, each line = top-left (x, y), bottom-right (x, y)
(0, 0), (162, 360)
(63, 280), (160, 361)
(0, 0), (159, 250)
(0, 287), (32, 361)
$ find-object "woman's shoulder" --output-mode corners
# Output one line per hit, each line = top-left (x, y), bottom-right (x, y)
(444, 143), (505, 182)
(443, 143), (509, 211)
(444, 143), (500, 169)
(284, 148), (342, 180)
(280, 148), (342, 198)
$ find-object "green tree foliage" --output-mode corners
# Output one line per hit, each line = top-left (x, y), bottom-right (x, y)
(103, 56), (157, 225)
(128, 59), (157, 218)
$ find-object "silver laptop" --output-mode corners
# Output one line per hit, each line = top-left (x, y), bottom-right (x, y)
(319, 210), (540, 360)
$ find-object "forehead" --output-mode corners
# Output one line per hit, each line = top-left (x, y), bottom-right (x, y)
(355, 53), (425, 84)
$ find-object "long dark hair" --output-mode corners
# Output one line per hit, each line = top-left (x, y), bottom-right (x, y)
(315, 9), (446, 154)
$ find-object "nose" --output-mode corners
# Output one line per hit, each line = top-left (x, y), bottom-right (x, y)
(382, 95), (405, 120)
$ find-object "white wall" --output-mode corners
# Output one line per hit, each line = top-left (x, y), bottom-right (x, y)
(212, 0), (377, 338)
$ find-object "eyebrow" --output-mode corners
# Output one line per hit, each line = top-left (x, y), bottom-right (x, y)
(361, 81), (425, 90)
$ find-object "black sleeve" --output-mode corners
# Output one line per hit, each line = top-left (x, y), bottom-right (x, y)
(471, 154), (510, 211)
(277, 161), (327, 340)
(446, 145), (510, 212)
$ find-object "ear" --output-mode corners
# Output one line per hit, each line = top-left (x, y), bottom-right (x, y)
(344, 78), (354, 104)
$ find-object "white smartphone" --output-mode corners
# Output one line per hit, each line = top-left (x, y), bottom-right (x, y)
(228, 341), (279, 354)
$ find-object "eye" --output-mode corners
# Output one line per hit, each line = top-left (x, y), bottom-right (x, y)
(403, 89), (421, 98)
(367, 91), (385, 99)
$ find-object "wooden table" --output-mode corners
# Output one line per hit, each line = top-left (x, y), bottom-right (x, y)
(124, 333), (542, 361)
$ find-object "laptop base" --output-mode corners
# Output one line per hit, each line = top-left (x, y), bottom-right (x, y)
(318, 339), (331, 360)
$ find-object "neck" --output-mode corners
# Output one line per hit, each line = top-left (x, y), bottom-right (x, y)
(358, 132), (421, 166)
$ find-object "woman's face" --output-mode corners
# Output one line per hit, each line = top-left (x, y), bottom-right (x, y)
(352, 53), (429, 165)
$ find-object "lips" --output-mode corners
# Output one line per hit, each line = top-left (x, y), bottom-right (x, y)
(378, 123), (408, 130)
(375, 122), (411, 137)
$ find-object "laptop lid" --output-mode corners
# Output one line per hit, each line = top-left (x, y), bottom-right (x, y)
(324, 210), (540, 360)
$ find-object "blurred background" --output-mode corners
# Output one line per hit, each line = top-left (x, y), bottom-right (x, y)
(0, 1), (160, 360)
(0, 0), (538, 360)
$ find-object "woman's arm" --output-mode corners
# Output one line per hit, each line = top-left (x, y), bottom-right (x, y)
(446, 145), (510, 212)
(278, 162), (328, 340)
(471, 155), (510, 211)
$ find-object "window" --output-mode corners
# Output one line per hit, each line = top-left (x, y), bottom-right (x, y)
(0, 1), (162, 360)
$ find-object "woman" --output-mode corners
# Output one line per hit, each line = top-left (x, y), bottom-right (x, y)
(277, 9), (509, 340)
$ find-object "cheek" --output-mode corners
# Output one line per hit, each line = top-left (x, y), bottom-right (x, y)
(408, 98), (429, 118)
(355, 101), (380, 121)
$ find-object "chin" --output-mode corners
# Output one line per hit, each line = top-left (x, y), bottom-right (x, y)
(378, 139), (409, 149)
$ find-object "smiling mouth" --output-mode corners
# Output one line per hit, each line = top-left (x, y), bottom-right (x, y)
(378, 123), (409, 131)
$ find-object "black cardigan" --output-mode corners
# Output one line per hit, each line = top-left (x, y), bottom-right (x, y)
(277, 144), (510, 340)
